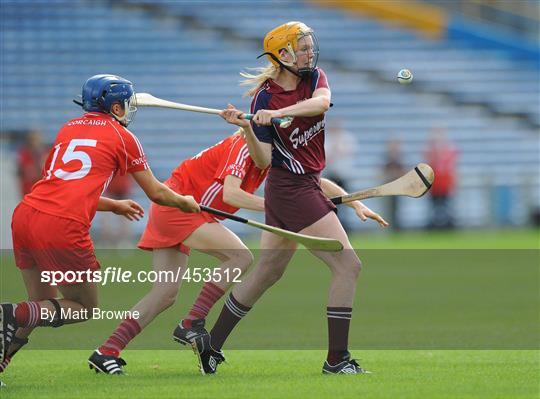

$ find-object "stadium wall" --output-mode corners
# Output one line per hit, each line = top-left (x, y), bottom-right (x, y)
(447, 16), (540, 66)
(311, 0), (539, 66)
(310, 0), (447, 38)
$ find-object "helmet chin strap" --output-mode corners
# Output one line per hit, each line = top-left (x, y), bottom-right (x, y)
(112, 115), (127, 126)
(111, 108), (127, 126)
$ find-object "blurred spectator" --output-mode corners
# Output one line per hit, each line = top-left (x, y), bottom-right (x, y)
(324, 119), (358, 231)
(424, 128), (458, 229)
(99, 174), (135, 247)
(16, 130), (48, 196)
(383, 138), (406, 230)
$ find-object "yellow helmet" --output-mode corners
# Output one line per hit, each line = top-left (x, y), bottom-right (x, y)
(259, 21), (319, 77)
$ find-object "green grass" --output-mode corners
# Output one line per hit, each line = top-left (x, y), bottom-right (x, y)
(349, 228), (539, 249)
(1, 229), (539, 397)
(1, 350), (538, 398)
(243, 228), (540, 249)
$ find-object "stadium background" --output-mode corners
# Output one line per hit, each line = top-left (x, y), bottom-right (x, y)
(1, 0), (539, 245)
(0, 1), (538, 398)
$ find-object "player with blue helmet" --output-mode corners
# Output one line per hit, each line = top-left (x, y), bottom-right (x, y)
(0, 74), (199, 383)
(80, 74), (138, 126)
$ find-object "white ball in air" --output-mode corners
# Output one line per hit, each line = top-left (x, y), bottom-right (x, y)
(397, 69), (413, 85)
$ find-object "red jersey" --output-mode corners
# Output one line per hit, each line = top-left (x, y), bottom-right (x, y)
(170, 134), (268, 217)
(23, 112), (149, 227)
(250, 67), (329, 175)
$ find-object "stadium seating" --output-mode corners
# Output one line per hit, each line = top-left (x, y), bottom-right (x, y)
(1, 0), (538, 231)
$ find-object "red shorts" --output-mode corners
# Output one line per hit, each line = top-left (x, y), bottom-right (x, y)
(11, 202), (100, 284)
(138, 201), (217, 255)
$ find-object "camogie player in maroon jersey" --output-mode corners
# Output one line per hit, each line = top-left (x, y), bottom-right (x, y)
(191, 21), (388, 375)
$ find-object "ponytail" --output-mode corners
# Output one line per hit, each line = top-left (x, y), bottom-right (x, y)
(239, 63), (279, 97)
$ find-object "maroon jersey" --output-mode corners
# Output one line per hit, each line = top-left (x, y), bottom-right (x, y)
(250, 67), (329, 174)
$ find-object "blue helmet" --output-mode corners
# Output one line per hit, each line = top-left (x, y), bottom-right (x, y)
(81, 74), (137, 126)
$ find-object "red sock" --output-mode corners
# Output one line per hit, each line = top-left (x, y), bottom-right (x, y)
(99, 318), (141, 357)
(0, 356), (11, 373)
(183, 283), (225, 327)
(14, 302), (41, 328)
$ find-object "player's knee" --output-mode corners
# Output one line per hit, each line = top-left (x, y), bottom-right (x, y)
(346, 258), (362, 278)
(334, 257), (362, 279)
(234, 249), (254, 272)
(353, 258), (362, 275)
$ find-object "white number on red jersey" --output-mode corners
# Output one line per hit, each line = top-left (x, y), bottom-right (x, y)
(46, 139), (98, 181)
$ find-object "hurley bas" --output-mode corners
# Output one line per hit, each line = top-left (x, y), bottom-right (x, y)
(41, 307), (140, 322)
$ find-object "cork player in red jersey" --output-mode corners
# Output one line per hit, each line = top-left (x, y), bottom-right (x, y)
(0, 75), (200, 381)
(192, 22), (388, 375)
(88, 130), (268, 374)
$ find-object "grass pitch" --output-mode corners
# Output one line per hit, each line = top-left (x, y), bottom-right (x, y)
(1, 228), (539, 398)
(1, 350), (538, 398)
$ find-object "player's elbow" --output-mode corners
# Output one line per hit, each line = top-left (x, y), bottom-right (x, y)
(147, 185), (168, 205)
(319, 96), (331, 113)
(254, 153), (271, 170)
(148, 192), (165, 205)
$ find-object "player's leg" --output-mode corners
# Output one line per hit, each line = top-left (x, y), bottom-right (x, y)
(231, 231), (297, 307)
(0, 267), (57, 374)
(1, 267), (95, 385)
(126, 248), (187, 328)
(2, 202), (103, 362)
(173, 222), (254, 345)
(192, 231), (297, 374)
(300, 211), (369, 374)
(1, 270), (100, 363)
(211, 230), (296, 348)
(89, 248), (187, 374)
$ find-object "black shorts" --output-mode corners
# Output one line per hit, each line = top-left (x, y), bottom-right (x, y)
(264, 167), (336, 233)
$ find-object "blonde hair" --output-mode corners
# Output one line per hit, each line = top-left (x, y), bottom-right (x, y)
(239, 63), (280, 97)
(233, 127), (245, 139)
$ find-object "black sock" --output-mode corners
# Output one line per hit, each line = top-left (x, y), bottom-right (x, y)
(326, 307), (352, 365)
(210, 293), (251, 350)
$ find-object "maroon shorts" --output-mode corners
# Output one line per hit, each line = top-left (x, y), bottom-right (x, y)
(264, 167), (336, 233)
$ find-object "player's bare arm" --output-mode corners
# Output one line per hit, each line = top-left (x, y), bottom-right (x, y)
(220, 104), (272, 168)
(320, 178), (388, 227)
(131, 169), (200, 213)
(97, 197), (144, 221)
(222, 175), (265, 212)
(253, 88), (331, 125)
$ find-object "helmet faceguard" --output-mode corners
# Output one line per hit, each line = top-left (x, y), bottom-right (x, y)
(81, 74), (138, 126)
(259, 21), (319, 79)
(113, 93), (137, 127)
